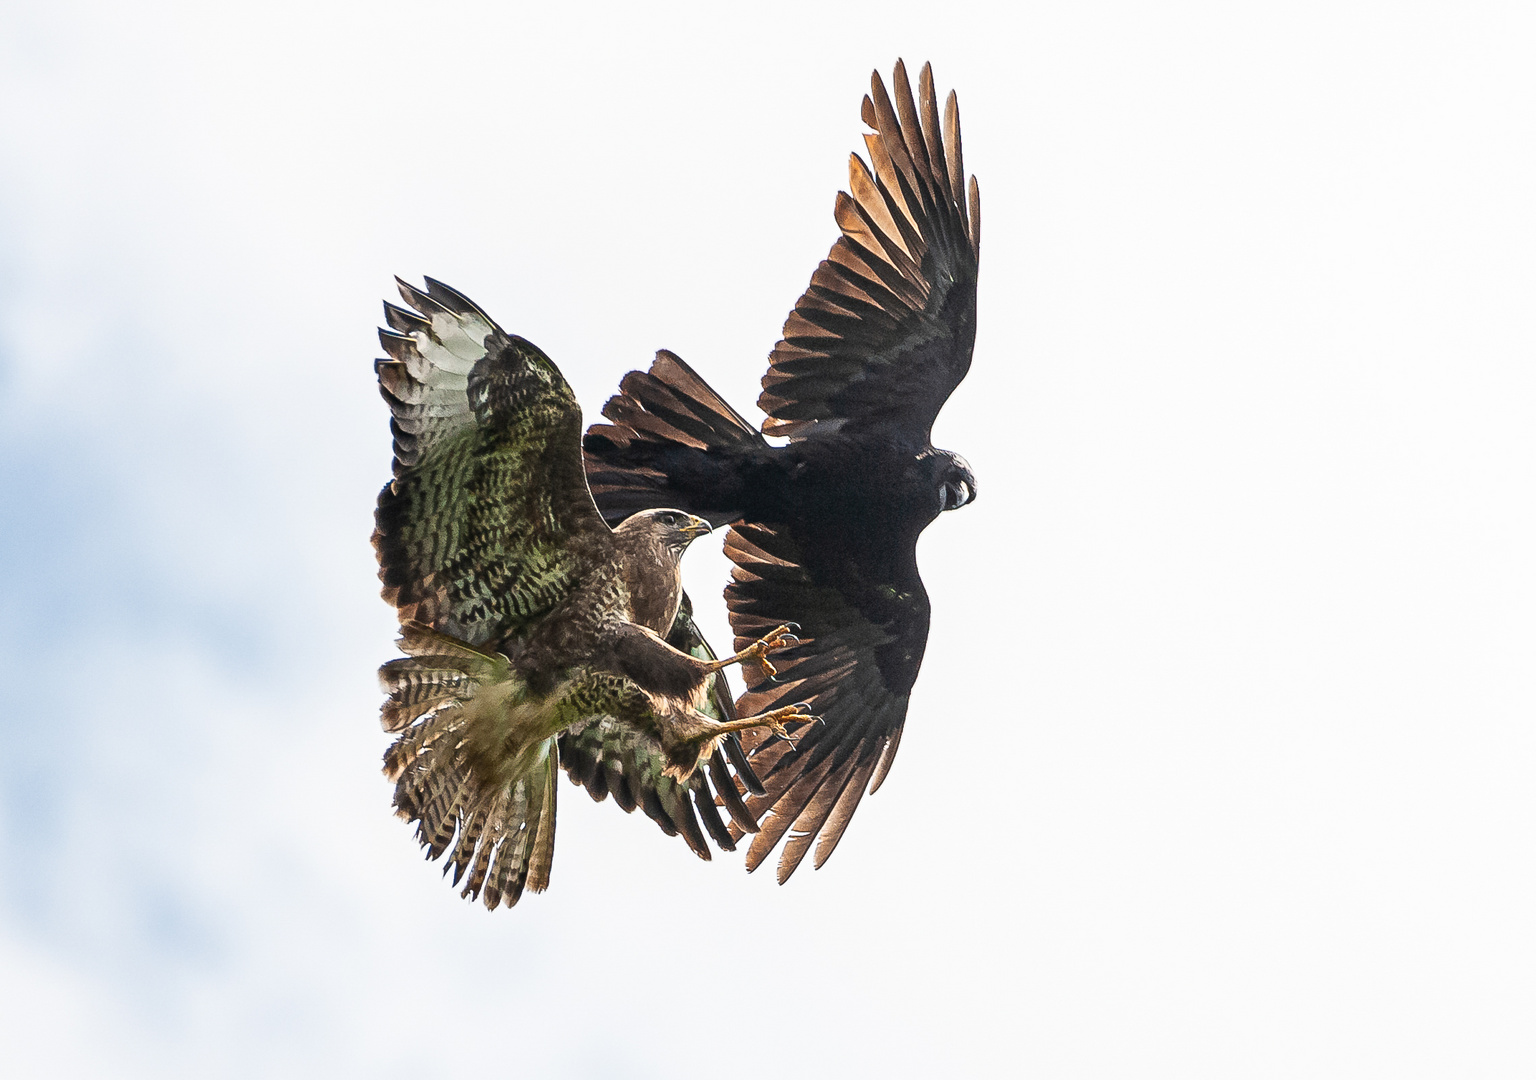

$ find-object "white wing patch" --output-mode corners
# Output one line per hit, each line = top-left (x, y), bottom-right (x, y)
(377, 278), (505, 468)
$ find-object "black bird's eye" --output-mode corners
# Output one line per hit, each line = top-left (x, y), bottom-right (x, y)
(939, 479), (972, 512)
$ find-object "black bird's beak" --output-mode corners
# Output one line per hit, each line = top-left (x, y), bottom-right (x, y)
(680, 515), (714, 539)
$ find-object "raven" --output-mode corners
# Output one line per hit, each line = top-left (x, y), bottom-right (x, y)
(583, 60), (980, 882)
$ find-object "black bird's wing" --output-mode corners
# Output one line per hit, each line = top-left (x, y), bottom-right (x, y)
(723, 522), (929, 882)
(576, 61), (982, 880)
(758, 60), (980, 442)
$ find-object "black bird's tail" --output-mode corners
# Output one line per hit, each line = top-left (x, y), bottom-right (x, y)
(583, 350), (767, 527)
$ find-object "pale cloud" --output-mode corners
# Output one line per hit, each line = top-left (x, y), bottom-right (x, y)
(2, 1), (1533, 1077)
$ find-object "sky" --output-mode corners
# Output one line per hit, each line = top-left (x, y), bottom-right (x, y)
(1, 1), (1533, 1076)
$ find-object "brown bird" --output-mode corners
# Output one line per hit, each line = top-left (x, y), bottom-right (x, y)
(372, 277), (809, 909)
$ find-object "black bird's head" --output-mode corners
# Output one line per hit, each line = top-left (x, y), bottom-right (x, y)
(931, 451), (977, 516)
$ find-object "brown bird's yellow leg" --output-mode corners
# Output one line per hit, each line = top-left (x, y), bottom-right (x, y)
(699, 624), (799, 680)
(657, 703), (817, 781)
(710, 703), (816, 746)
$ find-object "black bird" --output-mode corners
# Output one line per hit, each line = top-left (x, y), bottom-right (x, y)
(582, 60), (980, 882)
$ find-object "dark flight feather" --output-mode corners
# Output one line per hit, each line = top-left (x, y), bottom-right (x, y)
(582, 60), (980, 881)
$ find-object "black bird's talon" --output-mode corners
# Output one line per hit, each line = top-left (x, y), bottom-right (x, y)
(778, 634), (800, 647)
(784, 622), (801, 633)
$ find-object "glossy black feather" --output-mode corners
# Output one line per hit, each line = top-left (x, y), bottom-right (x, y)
(582, 61), (980, 880)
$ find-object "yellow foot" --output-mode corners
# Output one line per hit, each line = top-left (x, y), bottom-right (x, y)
(729, 702), (817, 748)
(713, 623), (799, 679)
(662, 702), (819, 781)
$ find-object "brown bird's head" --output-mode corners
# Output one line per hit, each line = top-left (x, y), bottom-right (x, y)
(614, 508), (713, 554)
(611, 509), (714, 633)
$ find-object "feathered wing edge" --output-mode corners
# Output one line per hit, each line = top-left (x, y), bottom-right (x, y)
(373, 276), (598, 645)
(375, 277), (494, 476)
(723, 524), (919, 883)
(759, 59), (981, 439)
(380, 622), (558, 910)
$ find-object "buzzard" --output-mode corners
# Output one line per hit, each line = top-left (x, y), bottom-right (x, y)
(372, 278), (808, 909)
(583, 60), (981, 882)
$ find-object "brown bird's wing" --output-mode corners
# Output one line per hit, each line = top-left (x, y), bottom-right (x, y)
(759, 60), (980, 442)
(373, 278), (619, 909)
(557, 594), (765, 857)
(373, 277), (609, 648)
(723, 522), (929, 882)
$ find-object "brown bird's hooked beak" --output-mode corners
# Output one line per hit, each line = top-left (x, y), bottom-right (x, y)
(680, 515), (713, 539)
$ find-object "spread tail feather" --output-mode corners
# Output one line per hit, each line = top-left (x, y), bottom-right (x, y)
(583, 350), (766, 527)
(380, 622), (557, 909)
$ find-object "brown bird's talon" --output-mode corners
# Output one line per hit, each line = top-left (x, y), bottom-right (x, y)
(762, 624), (797, 649)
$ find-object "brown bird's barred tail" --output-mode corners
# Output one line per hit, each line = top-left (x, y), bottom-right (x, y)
(379, 623), (556, 910)
(583, 350), (767, 528)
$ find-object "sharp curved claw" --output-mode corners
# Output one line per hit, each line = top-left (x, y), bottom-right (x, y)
(784, 622), (802, 633)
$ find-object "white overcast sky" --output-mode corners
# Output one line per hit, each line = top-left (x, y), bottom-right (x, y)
(1, 1), (1533, 1077)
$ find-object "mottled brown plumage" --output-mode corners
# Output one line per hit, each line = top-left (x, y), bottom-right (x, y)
(611, 509), (712, 635)
(372, 277), (808, 909)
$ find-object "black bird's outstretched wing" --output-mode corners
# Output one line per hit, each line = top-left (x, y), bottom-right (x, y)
(723, 523), (928, 882)
(718, 61), (977, 879)
(758, 60), (980, 442)
(578, 61), (981, 882)
(373, 276), (609, 649)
